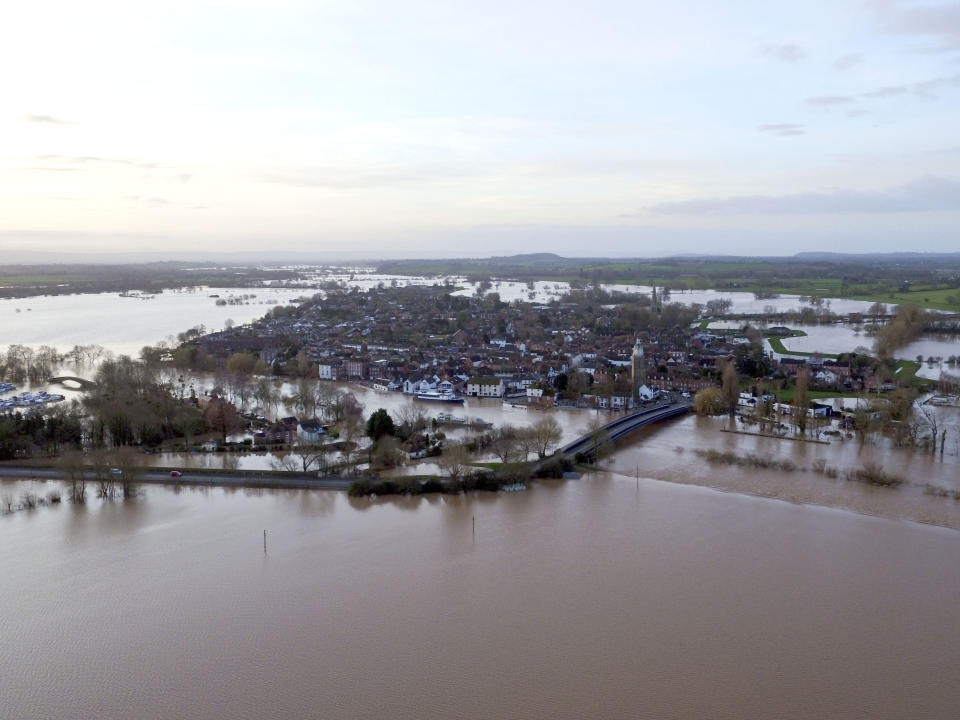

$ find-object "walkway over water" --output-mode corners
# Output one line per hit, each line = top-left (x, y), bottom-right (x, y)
(558, 400), (692, 461)
(48, 376), (98, 389)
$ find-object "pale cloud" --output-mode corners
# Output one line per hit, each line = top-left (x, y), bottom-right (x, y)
(804, 71), (960, 107)
(761, 43), (806, 62)
(21, 113), (76, 125)
(30, 154), (159, 169)
(833, 53), (863, 70)
(758, 123), (805, 136)
(861, 71), (960, 98)
(644, 176), (960, 215)
(256, 163), (479, 189)
(871, 0), (960, 52)
(807, 95), (857, 106)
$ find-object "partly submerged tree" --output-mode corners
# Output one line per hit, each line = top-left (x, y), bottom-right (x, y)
(693, 388), (725, 416)
(721, 361), (739, 430)
(366, 408), (396, 442)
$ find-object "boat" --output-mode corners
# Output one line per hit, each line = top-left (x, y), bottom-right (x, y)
(415, 390), (465, 404)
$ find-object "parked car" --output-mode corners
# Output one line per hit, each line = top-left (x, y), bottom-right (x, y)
(110, 467), (123, 475)
(169, 470), (182, 477)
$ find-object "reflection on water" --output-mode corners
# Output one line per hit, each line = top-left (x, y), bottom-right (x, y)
(2, 477), (959, 719)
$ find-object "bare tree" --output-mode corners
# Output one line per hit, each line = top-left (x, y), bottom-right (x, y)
(792, 366), (810, 437)
(393, 403), (429, 438)
(915, 402), (941, 455)
(371, 436), (404, 469)
(528, 416), (563, 459)
(489, 425), (521, 464)
(291, 443), (332, 474)
(57, 450), (87, 503)
(437, 443), (471, 485)
(90, 449), (117, 499)
(340, 415), (365, 469)
(253, 377), (281, 417)
(721, 361), (739, 430)
(203, 397), (244, 442)
(582, 415), (613, 463)
(113, 446), (143, 499)
(270, 454), (301, 472)
(286, 378), (319, 418)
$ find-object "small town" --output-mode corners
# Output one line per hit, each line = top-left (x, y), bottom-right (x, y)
(175, 281), (955, 439)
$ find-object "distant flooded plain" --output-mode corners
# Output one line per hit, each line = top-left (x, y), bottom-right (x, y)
(0, 286), (308, 357)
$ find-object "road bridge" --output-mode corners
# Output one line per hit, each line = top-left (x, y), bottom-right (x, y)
(557, 400), (692, 462)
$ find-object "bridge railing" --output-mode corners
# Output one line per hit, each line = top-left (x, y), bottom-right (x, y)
(559, 401), (690, 458)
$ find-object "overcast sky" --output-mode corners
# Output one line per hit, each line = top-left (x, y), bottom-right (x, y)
(3, 0), (960, 259)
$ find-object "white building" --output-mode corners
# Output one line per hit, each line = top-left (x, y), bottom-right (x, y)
(466, 377), (505, 398)
(637, 384), (659, 402)
(318, 362), (341, 381)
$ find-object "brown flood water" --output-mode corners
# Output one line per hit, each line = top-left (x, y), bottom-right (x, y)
(608, 414), (960, 530)
(2, 474), (959, 720)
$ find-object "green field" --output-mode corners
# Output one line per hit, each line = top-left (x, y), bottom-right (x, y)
(766, 336), (838, 359)
(893, 359), (922, 385)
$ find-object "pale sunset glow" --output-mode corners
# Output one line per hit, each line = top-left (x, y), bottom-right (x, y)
(3, 0), (960, 258)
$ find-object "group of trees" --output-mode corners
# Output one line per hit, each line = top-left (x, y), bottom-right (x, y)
(356, 406), (564, 475)
(1, 345), (61, 385)
(83, 356), (207, 448)
(874, 305), (928, 358)
(0, 403), (84, 460)
(696, 361), (816, 438)
(481, 417), (564, 464)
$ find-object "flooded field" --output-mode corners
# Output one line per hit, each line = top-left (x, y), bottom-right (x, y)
(708, 320), (960, 380)
(3, 472), (959, 720)
(606, 413), (960, 529)
(0, 286), (308, 357)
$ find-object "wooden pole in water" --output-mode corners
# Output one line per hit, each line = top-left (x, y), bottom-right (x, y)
(263, 529), (267, 553)
(472, 514), (475, 536)
(636, 465), (639, 490)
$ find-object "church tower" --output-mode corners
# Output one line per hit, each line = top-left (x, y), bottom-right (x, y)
(631, 338), (646, 396)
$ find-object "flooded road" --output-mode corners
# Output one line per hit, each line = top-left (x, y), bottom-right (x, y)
(2, 476), (959, 720)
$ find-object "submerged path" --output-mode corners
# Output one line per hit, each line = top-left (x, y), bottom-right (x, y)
(0, 465), (350, 490)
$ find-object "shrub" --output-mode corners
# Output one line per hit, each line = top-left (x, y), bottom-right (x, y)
(849, 462), (903, 487)
(534, 457), (573, 479)
(695, 448), (796, 473)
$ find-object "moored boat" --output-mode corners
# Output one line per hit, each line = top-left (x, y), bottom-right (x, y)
(415, 390), (465, 404)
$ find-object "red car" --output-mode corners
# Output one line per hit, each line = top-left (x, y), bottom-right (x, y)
(169, 470), (182, 477)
